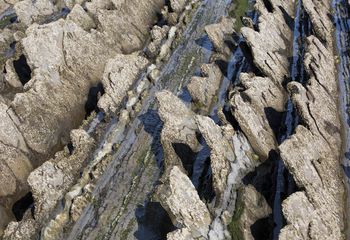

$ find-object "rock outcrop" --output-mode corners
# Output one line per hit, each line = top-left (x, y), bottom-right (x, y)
(157, 166), (212, 239)
(278, 1), (345, 237)
(98, 53), (149, 114)
(187, 63), (223, 113)
(230, 0), (294, 160)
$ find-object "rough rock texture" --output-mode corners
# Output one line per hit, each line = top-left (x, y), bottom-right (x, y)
(195, 115), (233, 201)
(278, 0), (345, 238)
(279, 37), (345, 239)
(28, 129), (94, 221)
(229, 0), (294, 161)
(205, 17), (236, 57)
(157, 166), (212, 239)
(240, 0), (294, 85)
(230, 73), (286, 159)
(98, 53), (149, 114)
(14, 0), (56, 26)
(2, 129), (95, 239)
(187, 63), (223, 113)
(156, 90), (199, 170)
(236, 185), (272, 240)
(0, 0), (165, 236)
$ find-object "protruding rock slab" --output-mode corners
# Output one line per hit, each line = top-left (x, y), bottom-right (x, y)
(187, 63), (223, 113)
(195, 115), (233, 200)
(157, 166), (211, 239)
(98, 53), (149, 114)
(156, 90), (199, 169)
(230, 73), (285, 160)
(205, 17), (235, 56)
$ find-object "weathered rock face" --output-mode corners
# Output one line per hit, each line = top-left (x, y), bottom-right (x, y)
(98, 53), (149, 114)
(0, 0), (165, 236)
(156, 90), (199, 170)
(0, 0), (347, 239)
(230, 73), (286, 160)
(195, 115), (233, 201)
(187, 63), (223, 114)
(278, 1), (346, 236)
(234, 185), (272, 240)
(229, 0), (295, 161)
(241, 0), (294, 85)
(205, 17), (236, 57)
(157, 166), (212, 239)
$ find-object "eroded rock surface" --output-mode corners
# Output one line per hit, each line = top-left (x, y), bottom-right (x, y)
(157, 166), (212, 239)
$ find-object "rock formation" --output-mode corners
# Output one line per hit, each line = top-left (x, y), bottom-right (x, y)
(0, 0), (348, 239)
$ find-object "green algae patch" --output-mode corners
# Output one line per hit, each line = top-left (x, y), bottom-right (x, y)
(228, 189), (244, 240)
(228, 0), (250, 31)
(0, 14), (15, 29)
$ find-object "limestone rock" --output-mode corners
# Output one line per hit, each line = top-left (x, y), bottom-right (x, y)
(170, 0), (187, 13)
(14, 0), (56, 26)
(230, 73), (285, 160)
(279, 192), (315, 240)
(167, 228), (194, 240)
(28, 129), (94, 220)
(279, 126), (344, 239)
(205, 17), (236, 56)
(195, 115), (233, 200)
(241, 0), (293, 85)
(158, 166), (212, 239)
(66, 4), (96, 31)
(156, 90), (199, 169)
(238, 185), (272, 240)
(187, 63), (223, 113)
(98, 53), (149, 114)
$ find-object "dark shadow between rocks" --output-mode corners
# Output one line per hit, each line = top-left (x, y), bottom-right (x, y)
(242, 150), (278, 208)
(13, 54), (32, 86)
(239, 41), (263, 77)
(85, 82), (104, 119)
(264, 107), (284, 138)
(251, 215), (273, 240)
(172, 143), (197, 177)
(134, 201), (177, 240)
(195, 35), (214, 52)
(139, 109), (164, 169)
(196, 155), (216, 203)
(278, 6), (293, 30)
(262, 0), (274, 13)
(12, 192), (34, 221)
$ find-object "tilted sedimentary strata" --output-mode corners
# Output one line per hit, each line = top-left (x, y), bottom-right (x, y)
(0, 0), (348, 239)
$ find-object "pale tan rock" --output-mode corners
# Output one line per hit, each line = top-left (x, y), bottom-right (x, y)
(195, 115), (233, 200)
(167, 228), (194, 240)
(66, 4), (96, 31)
(239, 185), (272, 240)
(14, 0), (56, 26)
(230, 73), (284, 160)
(241, 0), (293, 86)
(156, 90), (199, 169)
(158, 166), (212, 238)
(187, 63), (222, 113)
(170, 0), (187, 13)
(98, 53), (149, 114)
(205, 17), (235, 56)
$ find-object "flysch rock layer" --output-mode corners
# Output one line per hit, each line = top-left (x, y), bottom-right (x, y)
(156, 90), (199, 171)
(187, 63), (223, 114)
(279, 0), (346, 238)
(97, 53), (149, 114)
(230, 0), (294, 160)
(157, 166), (212, 239)
(0, 0), (164, 236)
(156, 90), (261, 239)
(204, 17), (236, 57)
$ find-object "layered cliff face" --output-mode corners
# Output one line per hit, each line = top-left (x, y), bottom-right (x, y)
(0, 0), (348, 239)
